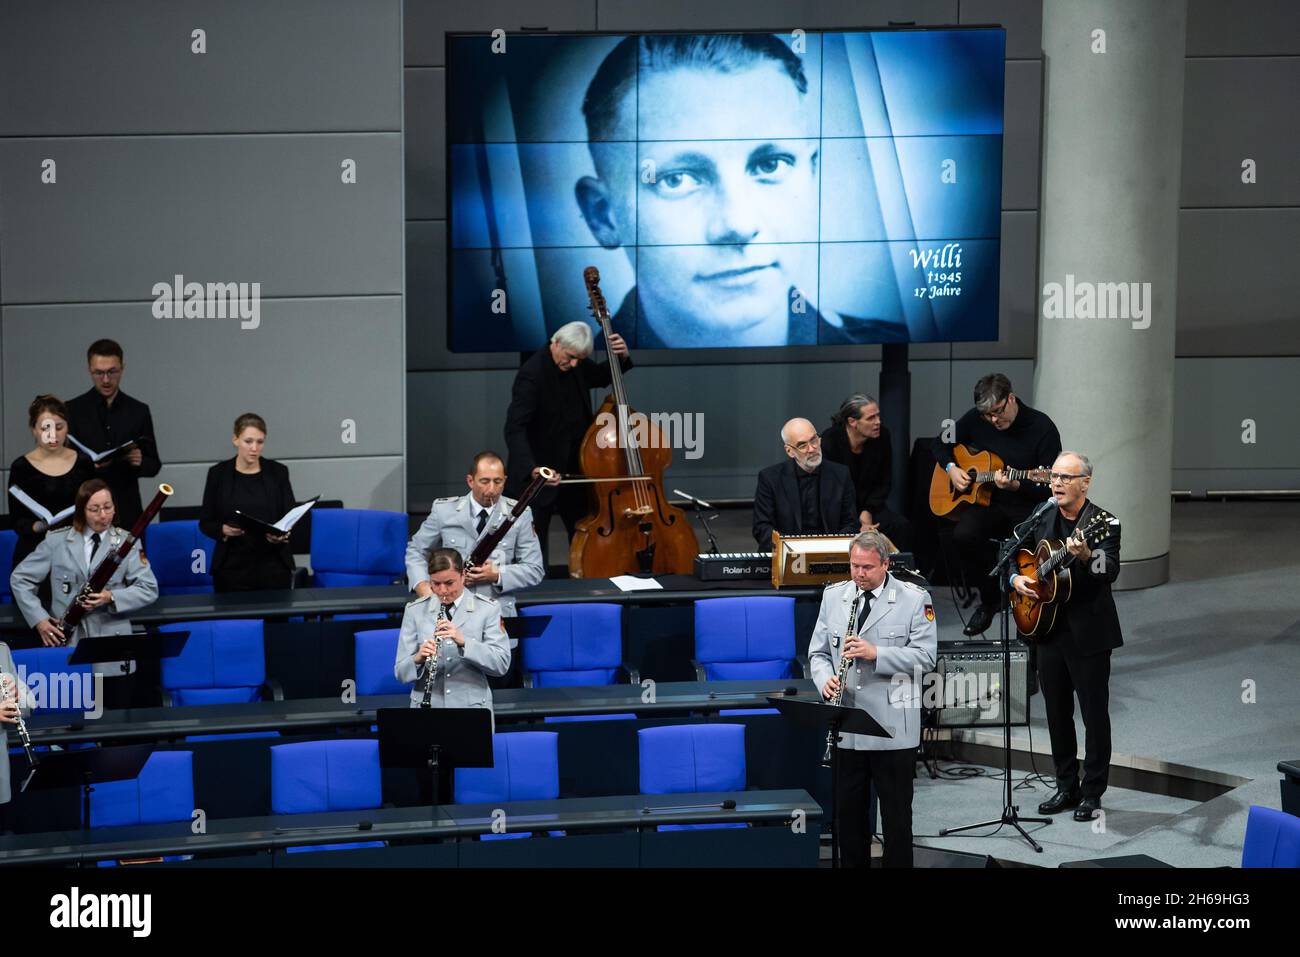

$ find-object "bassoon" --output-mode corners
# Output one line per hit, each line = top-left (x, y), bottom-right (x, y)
(59, 483), (173, 636)
(467, 468), (555, 568)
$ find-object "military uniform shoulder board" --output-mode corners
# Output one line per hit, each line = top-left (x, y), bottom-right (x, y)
(899, 578), (925, 592)
(824, 579), (851, 590)
(433, 495), (459, 504)
(478, 593), (499, 606)
(501, 496), (517, 508)
(406, 593), (432, 607)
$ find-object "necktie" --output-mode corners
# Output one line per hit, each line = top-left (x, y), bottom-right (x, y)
(476, 509), (488, 535)
(442, 603), (455, 621)
(855, 590), (873, 634)
(89, 532), (102, 565)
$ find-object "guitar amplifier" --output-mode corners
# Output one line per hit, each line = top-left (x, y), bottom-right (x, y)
(694, 552), (772, 582)
(932, 641), (1029, 727)
(770, 531), (914, 588)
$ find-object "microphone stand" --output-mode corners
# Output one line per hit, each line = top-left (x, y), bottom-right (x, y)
(674, 488), (720, 555)
(939, 504), (1052, 852)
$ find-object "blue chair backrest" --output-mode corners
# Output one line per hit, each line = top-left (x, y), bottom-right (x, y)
(271, 739), (382, 814)
(90, 751), (194, 828)
(694, 596), (796, 680)
(144, 520), (215, 594)
(354, 629), (405, 696)
(11, 646), (96, 713)
(159, 619), (265, 706)
(454, 732), (560, 803)
(0, 529), (17, 602)
(520, 603), (622, 687)
(638, 724), (746, 794)
(1242, 805), (1300, 867)
(310, 509), (406, 587)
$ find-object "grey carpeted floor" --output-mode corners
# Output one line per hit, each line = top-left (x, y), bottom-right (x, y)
(551, 500), (1299, 867)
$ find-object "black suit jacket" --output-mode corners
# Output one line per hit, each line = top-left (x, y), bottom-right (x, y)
(65, 388), (162, 529)
(503, 346), (632, 502)
(1027, 499), (1123, 655)
(199, 457), (297, 573)
(752, 458), (858, 551)
(819, 423), (893, 515)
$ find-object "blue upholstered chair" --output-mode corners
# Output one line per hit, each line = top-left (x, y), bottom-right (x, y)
(271, 739), (385, 853)
(0, 529), (17, 603)
(309, 509), (406, 587)
(519, 603), (638, 688)
(455, 731), (561, 840)
(353, 628), (406, 696)
(90, 750), (196, 866)
(693, 596), (802, 715)
(1242, 805), (1300, 868)
(11, 646), (96, 713)
(158, 619), (281, 706)
(144, 520), (215, 595)
(638, 724), (748, 831)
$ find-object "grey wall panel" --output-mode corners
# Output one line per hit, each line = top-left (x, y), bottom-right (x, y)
(1172, 469), (1300, 492)
(1186, 0), (1300, 56)
(596, 0), (959, 31)
(406, 0), (598, 67)
(1002, 60), (1043, 211)
(1172, 358), (1300, 470)
(1181, 58), (1300, 208)
(408, 368), (517, 507)
(961, 0), (1042, 59)
(0, 0), (402, 136)
(0, 134), (403, 305)
(1, 298), (404, 465)
(1176, 209), (1300, 357)
(954, 209), (1038, 360)
(156, 457), (405, 513)
(405, 68), (446, 221)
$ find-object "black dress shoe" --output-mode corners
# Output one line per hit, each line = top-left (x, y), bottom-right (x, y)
(1073, 797), (1101, 821)
(1037, 788), (1081, 814)
(963, 604), (995, 636)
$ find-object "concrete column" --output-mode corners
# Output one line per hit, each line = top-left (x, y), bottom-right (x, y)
(1035, 0), (1187, 589)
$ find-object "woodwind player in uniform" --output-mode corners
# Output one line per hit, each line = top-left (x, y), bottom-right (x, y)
(808, 531), (937, 868)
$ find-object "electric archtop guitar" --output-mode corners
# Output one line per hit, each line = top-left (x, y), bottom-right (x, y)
(1010, 508), (1119, 637)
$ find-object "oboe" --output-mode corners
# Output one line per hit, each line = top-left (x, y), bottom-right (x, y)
(822, 587), (864, 767)
(418, 601), (447, 709)
(2, 672), (37, 773)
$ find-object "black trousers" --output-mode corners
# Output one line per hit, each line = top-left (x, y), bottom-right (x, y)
(531, 486), (588, 571)
(836, 747), (915, 868)
(1036, 637), (1112, 799)
(213, 554), (293, 593)
(949, 502), (1031, 607)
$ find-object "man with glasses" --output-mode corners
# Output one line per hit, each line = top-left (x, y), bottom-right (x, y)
(1011, 452), (1121, 822)
(753, 417), (857, 550)
(66, 339), (162, 530)
(931, 373), (1060, 635)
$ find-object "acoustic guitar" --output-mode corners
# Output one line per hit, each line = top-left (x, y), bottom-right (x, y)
(928, 445), (1048, 518)
(1009, 508), (1119, 637)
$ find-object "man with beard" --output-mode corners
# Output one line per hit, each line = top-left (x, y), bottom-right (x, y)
(752, 417), (857, 550)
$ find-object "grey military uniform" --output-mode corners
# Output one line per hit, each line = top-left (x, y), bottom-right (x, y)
(0, 642), (34, 804)
(394, 590), (511, 719)
(405, 493), (544, 630)
(808, 573), (938, 751)
(9, 525), (159, 677)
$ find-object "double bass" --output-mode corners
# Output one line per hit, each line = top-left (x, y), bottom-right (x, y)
(568, 267), (698, 577)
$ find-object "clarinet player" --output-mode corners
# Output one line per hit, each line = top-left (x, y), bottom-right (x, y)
(808, 531), (937, 868)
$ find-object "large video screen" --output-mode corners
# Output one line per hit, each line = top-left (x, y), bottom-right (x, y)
(446, 28), (1005, 351)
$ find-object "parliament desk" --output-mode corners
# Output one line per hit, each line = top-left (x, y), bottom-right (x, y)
(0, 578), (826, 693)
(0, 790), (821, 868)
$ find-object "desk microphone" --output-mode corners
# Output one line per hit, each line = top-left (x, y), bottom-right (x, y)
(642, 799), (737, 814)
(707, 687), (798, 699)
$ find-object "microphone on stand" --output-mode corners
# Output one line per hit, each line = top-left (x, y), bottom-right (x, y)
(672, 488), (712, 509)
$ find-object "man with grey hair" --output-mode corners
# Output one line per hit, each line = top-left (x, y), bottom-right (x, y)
(809, 530), (937, 867)
(503, 321), (631, 569)
(930, 373), (1061, 635)
(1010, 451), (1121, 822)
(752, 417), (857, 550)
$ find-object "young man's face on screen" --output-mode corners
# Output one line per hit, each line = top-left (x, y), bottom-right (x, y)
(584, 59), (818, 347)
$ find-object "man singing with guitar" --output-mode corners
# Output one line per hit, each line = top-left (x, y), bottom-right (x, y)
(1010, 452), (1122, 822)
(931, 374), (1061, 635)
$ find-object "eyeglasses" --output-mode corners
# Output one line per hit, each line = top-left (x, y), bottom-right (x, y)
(1048, 472), (1085, 483)
(90, 369), (122, 378)
(84, 505), (115, 515)
(981, 397), (1012, 422)
(787, 435), (821, 454)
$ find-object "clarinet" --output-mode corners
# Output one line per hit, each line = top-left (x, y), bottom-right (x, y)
(2, 673), (38, 773)
(418, 601), (447, 709)
(821, 587), (864, 767)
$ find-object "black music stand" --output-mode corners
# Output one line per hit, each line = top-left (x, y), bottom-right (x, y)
(18, 743), (155, 831)
(67, 628), (190, 669)
(769, 695), (890, 868)
(376, 708), (494, 819)
(502, 617), (551, 641)
(939, 524), (1050, 851)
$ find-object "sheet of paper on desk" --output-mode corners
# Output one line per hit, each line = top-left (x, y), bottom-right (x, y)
(609, 575), (663, 592)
